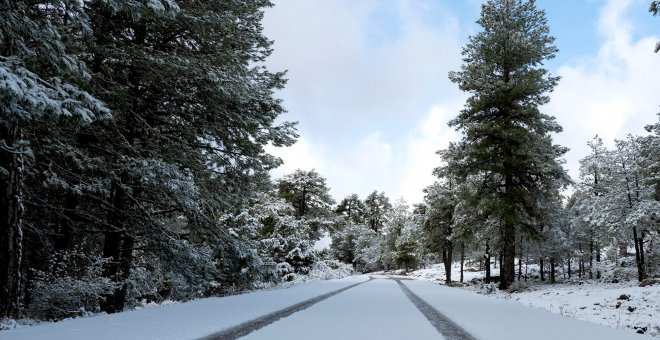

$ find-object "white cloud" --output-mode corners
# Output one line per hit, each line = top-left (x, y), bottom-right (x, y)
(396, 103), (461, 203)
(263, 0), (465, 203)
(266, 137), (326, 178)
(547, 0), (659, 183)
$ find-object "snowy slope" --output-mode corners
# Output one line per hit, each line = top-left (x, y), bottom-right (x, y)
(0, 276), (369, 340)
(406, 262), (660, 337)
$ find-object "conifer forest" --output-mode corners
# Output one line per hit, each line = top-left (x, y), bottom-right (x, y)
(0, 0), (659, 335)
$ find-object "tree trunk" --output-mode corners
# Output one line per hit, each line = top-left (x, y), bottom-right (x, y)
(578, 243), (583, 279)
(460, 242), (465, 283)
(485, 240), (491, 283)
(0, 122), (24, 318)
(540, 257), (545, 281)
(100, 179), (129, 313)
(518, 236), (523, 281)
(52, 192), (78, 274)
(633, 227), (646, 282)
(567, 257), (571, 280)
(589, 238), (594, 279)
(550, 257), (556, 283)
(443, 239), (453, 284)
(499, 175), (516, 290)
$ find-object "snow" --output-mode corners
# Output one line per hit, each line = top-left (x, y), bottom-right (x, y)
(488, 280), (660, 337)
(404, 261), (660, 337)
(313, 231), (331, 250)
(2, 268), (657, 340)
(0, 276), (369, 340)
(243, 278), (443, 340)
(402, 279), (653, 340)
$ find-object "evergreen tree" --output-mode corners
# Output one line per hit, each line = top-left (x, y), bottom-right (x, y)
(364, 191), (392, 233)
(423, 182), (457, 283)
(335, 194), (366, 224)
(444, 0), (569, 289)
(0, 0), (108, 317)
(276, 169), (334, 218)
(78, 0), (295, 313)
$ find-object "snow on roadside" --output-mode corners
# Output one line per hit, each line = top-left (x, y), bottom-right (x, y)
(403, 279), (653, 340)
(0, 276), (369, 340)
(404, 262), (660, 337)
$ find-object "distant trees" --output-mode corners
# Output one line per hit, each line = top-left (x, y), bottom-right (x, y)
(277, 169), (334, 218)
(572, 124), (660, 282)
(364, 191), (391, 233)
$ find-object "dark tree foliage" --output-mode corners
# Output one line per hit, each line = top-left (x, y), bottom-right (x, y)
(364, 191), (391, 233)
(277, 169), (334, 218)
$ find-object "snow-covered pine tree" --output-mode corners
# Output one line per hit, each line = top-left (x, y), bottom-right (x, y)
(78, 0), (296, 313)
(0, 0), (108, 318)
(277, 169), (334, 219)
(364, 191), (392, 233)
(445, 0), (570, 289)
(423, 182), (457, 283)
(335, 194), (367, 224)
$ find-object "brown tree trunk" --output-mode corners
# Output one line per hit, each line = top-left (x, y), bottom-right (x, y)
(0, 122), (24, 318)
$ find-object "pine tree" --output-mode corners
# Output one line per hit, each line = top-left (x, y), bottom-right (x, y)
(445, 0), (569, 289)
(336, 194), (366, 224)
(364, 191), (392, 233)
(277, 169), (334, 218)
(0, 0), (107, 317)
(78, 0), (296, 313)
(423, 182), (457, 283)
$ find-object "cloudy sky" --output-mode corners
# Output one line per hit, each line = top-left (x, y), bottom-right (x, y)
(263, 0), (659, 205)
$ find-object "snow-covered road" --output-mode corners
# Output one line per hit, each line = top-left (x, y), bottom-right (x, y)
(240, 278), (442, 340)
(0, 276), (653, 340)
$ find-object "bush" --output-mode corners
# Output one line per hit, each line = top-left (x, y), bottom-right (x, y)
(28, 250), (117, 320)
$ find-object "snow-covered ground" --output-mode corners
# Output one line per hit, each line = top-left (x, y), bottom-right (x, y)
(0, 276), (369, 340)
(404, 261), (660, 337)
(2, 265), (657, 340)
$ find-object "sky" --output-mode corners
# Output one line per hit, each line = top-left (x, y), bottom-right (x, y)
(263, 0), (659, 205)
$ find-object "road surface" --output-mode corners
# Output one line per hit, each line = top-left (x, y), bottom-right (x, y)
(0, 276), (652, 340)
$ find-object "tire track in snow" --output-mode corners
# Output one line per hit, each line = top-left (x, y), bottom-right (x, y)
(200, 278), (373, 340)
(393, 278), (476, 340)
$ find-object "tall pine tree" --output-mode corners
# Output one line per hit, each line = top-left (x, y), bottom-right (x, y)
(444, 0), (569, 289)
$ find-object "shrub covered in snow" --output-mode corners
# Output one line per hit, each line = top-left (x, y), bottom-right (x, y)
(28, 250), (117, 320)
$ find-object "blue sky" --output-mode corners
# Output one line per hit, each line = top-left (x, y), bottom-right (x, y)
(263, 0), (659, 204)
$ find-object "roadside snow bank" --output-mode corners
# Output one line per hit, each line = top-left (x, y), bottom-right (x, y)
(403, 279), (653, 340)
